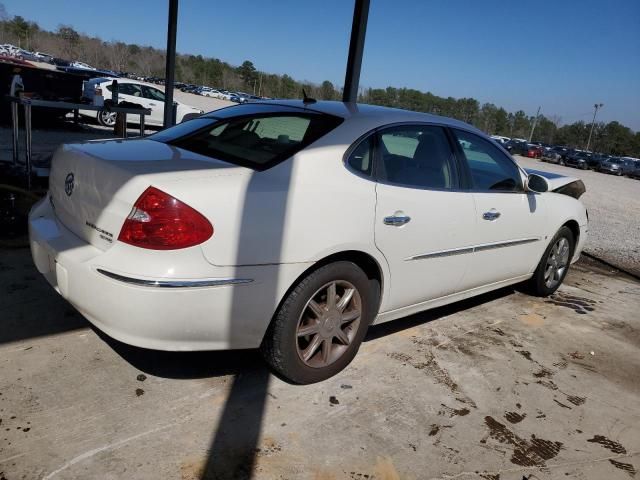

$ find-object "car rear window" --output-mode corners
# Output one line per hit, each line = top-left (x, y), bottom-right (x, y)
(150, 104), (343, 170)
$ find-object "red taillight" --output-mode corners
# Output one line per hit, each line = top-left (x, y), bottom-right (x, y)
(118, 187), (213, 250)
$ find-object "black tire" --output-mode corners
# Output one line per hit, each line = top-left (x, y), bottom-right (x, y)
(261, 261), (379, 384)
(97, 110), (116, 127)
(524, 226), (575, 297)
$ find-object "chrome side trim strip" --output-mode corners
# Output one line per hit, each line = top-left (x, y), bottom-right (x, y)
(96, 269), (253, 288)
(409, 246), (474, 261)
(474, 237), (540, 252)
(406, 237), (541, 261)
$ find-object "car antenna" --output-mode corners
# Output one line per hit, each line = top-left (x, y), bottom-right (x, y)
(302, 88), (316, 104)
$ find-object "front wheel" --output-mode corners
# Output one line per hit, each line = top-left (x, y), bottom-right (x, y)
(525, 226), (575, 296)
(261, 261), (378, 384)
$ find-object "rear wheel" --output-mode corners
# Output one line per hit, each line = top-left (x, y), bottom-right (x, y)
(261, 261), (378, 384)
(525, 226), (574, 296)
(97, 110), (116, 127)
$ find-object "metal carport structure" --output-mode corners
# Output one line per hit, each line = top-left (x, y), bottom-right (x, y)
(162, 0), (370, 127)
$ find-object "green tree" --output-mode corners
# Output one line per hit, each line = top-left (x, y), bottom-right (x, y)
(512, 110), (530, 138)
(237, 60), (257, 89)
(319, 80), (336, 100)
(9, 15), (31, 48)
(57, 25), (80, 57)
(280, 74), (296, 98)
(494, 108), (510, 136)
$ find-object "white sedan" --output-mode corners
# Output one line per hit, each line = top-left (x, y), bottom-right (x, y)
(80, 78), (203, 127)
(29, 101), (588, 384)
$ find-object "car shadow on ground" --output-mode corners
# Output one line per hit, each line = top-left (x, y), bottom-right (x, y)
(96, 286), (516, 380)
(366, 286), (515, 341)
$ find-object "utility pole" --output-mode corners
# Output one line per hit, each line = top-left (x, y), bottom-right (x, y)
(528, 106), (541, 142)
(586, 103), (603, 152)
(162, 0), (179, 128)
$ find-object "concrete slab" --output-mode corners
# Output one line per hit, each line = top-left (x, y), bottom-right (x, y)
(1, 250), (639, 480)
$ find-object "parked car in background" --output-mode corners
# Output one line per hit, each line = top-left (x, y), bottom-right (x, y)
(542, 149), (562, 164)
(586, 153), (609, 170)
(598, 157), (635, 176)
(80, 78), (203, 127)
(504, 140), (528, 155)
(30, 101), (588, 383)
(525, 144), (543, 159)
(564, 151), (590, 169)
(490, 135), (510, 144)
(628, 162), (640, 180)
(547, 146), (569, 164)
(198, 87), (217, 97)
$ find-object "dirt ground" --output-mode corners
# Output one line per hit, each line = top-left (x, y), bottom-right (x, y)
(1, 248), (638, 480)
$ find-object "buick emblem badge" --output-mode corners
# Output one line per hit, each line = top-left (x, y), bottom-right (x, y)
(64, 173), (75, 196)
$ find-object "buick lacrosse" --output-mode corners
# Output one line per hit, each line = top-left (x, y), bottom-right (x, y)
(29, 101), (588, 383)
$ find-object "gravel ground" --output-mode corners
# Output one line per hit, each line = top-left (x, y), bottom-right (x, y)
(515, 155), (640, 277)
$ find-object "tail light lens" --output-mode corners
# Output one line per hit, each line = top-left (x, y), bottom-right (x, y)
(118, 187), (213, 250)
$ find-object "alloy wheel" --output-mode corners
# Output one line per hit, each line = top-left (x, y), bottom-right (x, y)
(544, 237), (570, 289)
(99, 111), (117, 127)
(295, 280), (362, 368)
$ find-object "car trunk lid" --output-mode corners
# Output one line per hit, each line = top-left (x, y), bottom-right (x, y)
(48, 138), (248, 251)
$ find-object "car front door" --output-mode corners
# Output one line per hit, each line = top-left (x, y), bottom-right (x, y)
(371, 124), (477, 311)
(451, 128), (548, 290)
(141, 85), (166, 125)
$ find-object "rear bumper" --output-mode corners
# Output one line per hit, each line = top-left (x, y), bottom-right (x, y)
(28, 195), (309, 351)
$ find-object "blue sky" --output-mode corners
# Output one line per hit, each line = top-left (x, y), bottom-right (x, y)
(5, 0), (640, 130)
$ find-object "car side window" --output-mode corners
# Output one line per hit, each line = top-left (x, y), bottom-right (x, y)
(453, 129), (522, 192)
(142, 86), (165, 101)
(376, 125), (457, 189)
(347, 136), (373, 176)
(118, 84), (142, 97)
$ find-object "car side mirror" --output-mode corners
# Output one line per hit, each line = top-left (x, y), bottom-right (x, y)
(526, 173), (550, 193)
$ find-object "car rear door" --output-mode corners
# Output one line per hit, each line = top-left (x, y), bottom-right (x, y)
(371, 124), (477, 311)
(450, 128), (548, 290)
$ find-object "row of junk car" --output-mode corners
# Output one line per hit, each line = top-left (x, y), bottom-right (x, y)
(491, 135), (640, 179)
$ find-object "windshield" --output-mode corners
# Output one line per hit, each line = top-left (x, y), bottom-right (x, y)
(150, 104), (343, 170)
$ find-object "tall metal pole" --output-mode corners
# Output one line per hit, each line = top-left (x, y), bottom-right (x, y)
(528, 106), (541, 142)
(586, 103), (603, 152)
(163, 0), (179, 128)
(342, 0), (370, 103)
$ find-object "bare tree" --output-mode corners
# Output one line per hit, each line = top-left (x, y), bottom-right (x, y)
(106, 41), (129, 72)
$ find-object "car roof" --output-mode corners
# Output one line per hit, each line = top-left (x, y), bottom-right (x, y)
(249, 100), (482, 132)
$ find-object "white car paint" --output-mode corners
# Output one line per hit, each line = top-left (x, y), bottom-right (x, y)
(29, 101), (588, 352)
(80, 78), (203, 126)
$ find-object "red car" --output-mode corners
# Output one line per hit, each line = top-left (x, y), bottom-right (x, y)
(526, 145), (543, 159)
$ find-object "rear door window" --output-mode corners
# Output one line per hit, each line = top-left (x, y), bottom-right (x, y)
(376, 125), (458, 189)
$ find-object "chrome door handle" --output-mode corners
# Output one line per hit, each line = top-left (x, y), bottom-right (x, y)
(482, 210), (501, 221)
(384, 215), (411, 226)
